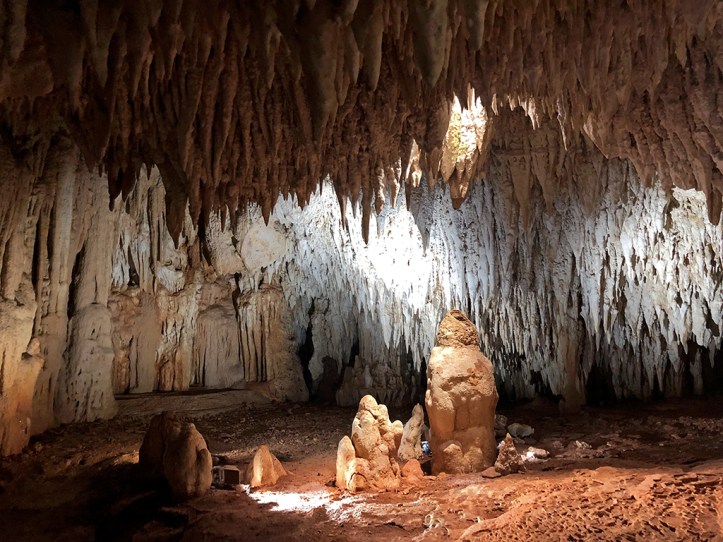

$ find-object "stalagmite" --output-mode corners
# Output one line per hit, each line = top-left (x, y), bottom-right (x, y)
(426, 310), (498, 474)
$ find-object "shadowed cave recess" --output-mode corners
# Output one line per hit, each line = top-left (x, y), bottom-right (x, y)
(0, 0), (721, 540)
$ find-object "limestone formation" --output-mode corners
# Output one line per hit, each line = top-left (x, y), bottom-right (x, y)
(336, 436), (365, 492)
(398, 404), (426, 462)
(494, 434), (526, 475)
(0, 1), (718, 233)
(401, 458), (425, 480)
(0, 2), (720, 457)
(244, 445), (287, 487)
(336, 395), (404, 491)
(139, 411), (213, 501)
(426, 311), (498, 474)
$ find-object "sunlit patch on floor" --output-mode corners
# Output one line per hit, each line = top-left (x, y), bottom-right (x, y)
(245, 487), (362, 518)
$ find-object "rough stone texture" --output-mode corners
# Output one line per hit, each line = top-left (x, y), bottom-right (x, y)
(244, 445), (287, 487)
(139, 411), (213, 500)
(494, 434), (526, 475)
(0, 1), (718, 232)
(336, 436), (363, 491)
(336, 395), (403, 491)
(401, 458), (425, 480)
(398, 404), (425, 462)
(426, 310), (498, 475)
(436, 310), (480, 347)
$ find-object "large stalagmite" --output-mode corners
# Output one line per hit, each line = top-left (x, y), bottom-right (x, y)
(426, 310), (498, 474)
(0, 2), (721, 455)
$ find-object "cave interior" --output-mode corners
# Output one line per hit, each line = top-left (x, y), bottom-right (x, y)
(0, 1), (721, 540)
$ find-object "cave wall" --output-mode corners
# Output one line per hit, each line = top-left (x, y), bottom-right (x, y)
(0, 114), (721, 456)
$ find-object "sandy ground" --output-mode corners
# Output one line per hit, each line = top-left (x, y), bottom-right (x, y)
(1, 393), (722, 541)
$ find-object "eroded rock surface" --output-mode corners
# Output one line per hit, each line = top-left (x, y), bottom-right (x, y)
(494, 434), (526, 475)
(139, 411), (213, 501)
(398, 404), (426, 462)
(244, 445), (287, 487)
(336, 395), (403, 491)
(426, 311), (498, 474)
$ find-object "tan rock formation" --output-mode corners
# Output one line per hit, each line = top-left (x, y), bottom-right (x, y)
(336, 395), (403, 491)
(244, 445), (288, 487)
(494, 434), (526, 475)
(139, 411), (213, 501)
(426, 310), (498, 474)
(401, 458), (425, 480)
(398, 403), (426, 462)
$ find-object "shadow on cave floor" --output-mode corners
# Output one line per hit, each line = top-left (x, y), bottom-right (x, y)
(1, 395), (722, 541)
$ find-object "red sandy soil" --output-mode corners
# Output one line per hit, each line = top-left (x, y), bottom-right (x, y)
(1, 394), (722, 541)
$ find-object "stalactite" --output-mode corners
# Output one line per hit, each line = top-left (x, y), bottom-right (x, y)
(0, 0), (717, 235)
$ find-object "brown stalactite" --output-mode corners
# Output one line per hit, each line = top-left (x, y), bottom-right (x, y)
(0, 0), (717, 243)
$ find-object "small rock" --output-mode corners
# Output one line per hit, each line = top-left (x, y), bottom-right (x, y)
(572, 440), (591, 450)
(244, 445), (287, 487)
(494, 434), (526, 475)
(525, 446), (549, 460)
(481, 467), (501, 478)
(507, 423), (534, 439)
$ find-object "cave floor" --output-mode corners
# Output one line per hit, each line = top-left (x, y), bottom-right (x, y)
(1, 394), (722, 541)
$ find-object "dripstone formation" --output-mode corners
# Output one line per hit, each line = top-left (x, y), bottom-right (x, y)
(426, 310), (498, 474)
(0, 1), (721, 458)
(336, 395), (404, 491)
(139, 411), (213, 501)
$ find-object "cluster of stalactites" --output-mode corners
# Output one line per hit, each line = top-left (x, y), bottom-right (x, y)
(0, 0), (719, 241)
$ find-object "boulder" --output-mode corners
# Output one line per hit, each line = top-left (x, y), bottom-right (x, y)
(425, 310), (498, 474)
(398, 403), (425, 462)
(336, 395), (403, 491)
(507, 422), (534, 439)
(244, 445), (287, 487)
(494, 434), (525, 475)
(139, 411), (213, 500)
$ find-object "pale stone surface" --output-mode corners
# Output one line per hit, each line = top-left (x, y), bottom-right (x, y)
(244, 445), (287, 487)
(398, 404), (425, 462)
(139, 411), (213, 500)
(426, 311), (498, 474)
(194, 302), (244, 389)
(240, 222), (287, 273)
(336, 436), (361, 491)
(56, 304), (118, 424)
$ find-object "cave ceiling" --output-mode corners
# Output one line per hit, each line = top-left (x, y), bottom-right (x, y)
(0, 0), (720, 239)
